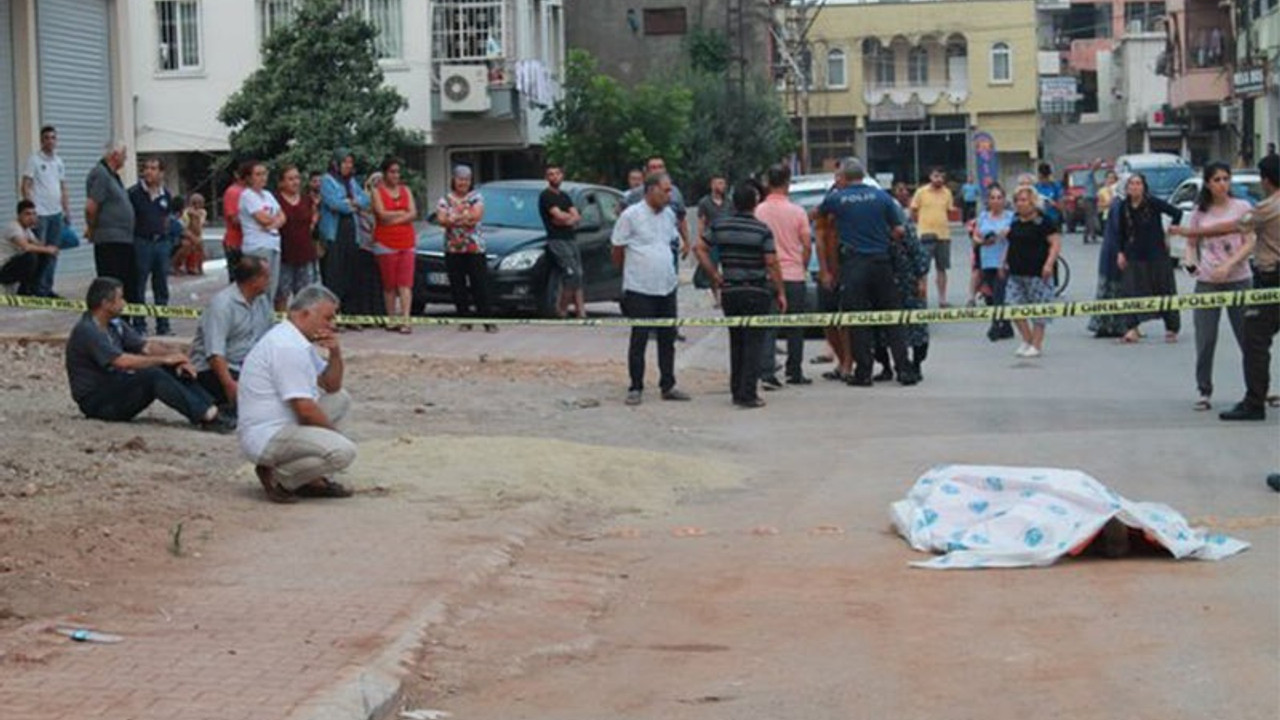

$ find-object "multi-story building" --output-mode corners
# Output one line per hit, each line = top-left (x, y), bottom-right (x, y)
(1, 0), (136, 225)
(564, 0), (773, 85)
(798, 0), (1039, 186)
(128, 0), (564, 207)
(1165, 0), (1234, 164)
(1112, 22), (1179, 154)
(1232, 0), (1279, 162)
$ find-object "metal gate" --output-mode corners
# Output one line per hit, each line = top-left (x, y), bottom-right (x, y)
(37, 0), (113, 227)
(0, 0), (17, 219)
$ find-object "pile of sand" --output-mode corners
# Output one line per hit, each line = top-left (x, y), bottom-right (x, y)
(344, 435), (744, 515)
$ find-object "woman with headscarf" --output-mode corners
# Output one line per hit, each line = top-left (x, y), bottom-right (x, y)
(1115, 173), (1183, 344)
(318, 148), (370, 324)
(1088, 186), (1129, 338)
(436, 165), (495, 332)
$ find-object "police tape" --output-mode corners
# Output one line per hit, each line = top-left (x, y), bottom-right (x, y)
(2, 288), (1278, 329)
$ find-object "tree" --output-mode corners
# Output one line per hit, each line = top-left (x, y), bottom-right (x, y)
(680, 69), (796, 199)
(542, 50), (692, 188)
(218, 0), (418, 174)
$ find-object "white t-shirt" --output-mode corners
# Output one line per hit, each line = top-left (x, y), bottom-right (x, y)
(238, 188), (282, 254)
(23, 151), (65, 216)
(610, 201), (679, 296)
(2, 220), (34, 266)
(236, 320), (327, 461)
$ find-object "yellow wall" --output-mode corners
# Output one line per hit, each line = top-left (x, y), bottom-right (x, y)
(804, 0), (1039, 152)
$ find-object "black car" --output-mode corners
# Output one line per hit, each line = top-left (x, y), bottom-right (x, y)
(413, 180), (626, 317)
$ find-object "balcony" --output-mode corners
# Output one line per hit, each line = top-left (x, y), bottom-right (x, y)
(861, 34), (970, 109)
(1169, 68), (1231, 107)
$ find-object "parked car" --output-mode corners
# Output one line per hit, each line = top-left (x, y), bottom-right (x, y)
(1061, 161), (1112, 232)
(1162, 172), (1264, 262)
(412, 181), (626, 317)
(1113, 152), (1195, 202)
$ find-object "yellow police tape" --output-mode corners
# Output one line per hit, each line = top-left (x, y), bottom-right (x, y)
(2, 288), (1278, 329)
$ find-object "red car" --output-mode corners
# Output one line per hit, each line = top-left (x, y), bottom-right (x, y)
(1061, 162), (1113, 232)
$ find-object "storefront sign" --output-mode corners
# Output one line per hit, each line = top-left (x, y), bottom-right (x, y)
(869, 99), (926, 122)
(1038, 76), (1080, 112)
(1233, 66), (1265, 97)
(972, 130), (999, 205)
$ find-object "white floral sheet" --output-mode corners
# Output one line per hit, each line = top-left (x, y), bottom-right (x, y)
(890, 465), (1249, 569)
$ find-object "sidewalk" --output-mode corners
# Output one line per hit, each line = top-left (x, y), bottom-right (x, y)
(0, 483), (563, 720)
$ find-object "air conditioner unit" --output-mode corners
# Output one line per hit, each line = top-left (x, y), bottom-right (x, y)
(440, 65), (491, 113)
(1220, 102), (1241, 127)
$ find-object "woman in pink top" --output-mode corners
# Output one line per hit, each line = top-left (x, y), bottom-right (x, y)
(1184, 162), (1256, 411)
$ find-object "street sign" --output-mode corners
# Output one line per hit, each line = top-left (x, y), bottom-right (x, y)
(1233, 66), (1265, 97)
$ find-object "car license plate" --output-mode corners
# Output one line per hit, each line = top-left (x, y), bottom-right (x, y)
(428, 272), (450, 287)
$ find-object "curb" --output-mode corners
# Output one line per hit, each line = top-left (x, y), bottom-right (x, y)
(282, 502), (565, 720)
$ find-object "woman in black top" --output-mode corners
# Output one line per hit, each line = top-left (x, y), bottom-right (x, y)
(1001, 186), (1062, 359)
(1116, 173), (1183, 344)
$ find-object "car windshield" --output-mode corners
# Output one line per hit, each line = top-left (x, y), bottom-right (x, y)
(475, 187), (545, 229)
(1136, 166), (1195, 199)
(1232, 181), (1264, 204)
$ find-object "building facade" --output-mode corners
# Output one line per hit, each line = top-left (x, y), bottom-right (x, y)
(1165, 0), (1235, 164)
(564, 0), (773, 85)
(127, 0), (564, 208)
(799, 0), (1039, 187)
(1233, 0), (1279, 163)
(1, 0), (135, 227)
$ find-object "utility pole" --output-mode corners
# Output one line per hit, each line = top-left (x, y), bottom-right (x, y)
(770, 0), (826, 173)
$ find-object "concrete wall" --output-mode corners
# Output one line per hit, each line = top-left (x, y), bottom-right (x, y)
(1117, 33), (1166, 126)
(564, 0), (772, 84)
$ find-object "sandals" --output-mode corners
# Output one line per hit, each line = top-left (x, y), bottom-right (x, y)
(1164, 332), (1178, 344)
(1118, 330), (1140, 344)
(398, 324), (413, 334)
(1193, 397), (1212, 412)
(294, 479), (354, 499)
(256, 467), (298, 504)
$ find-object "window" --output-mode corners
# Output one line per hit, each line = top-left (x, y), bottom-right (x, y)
(643, 7), (687, 36)
(434, 0), (508, 62)
(826, 48), (847, 88)
(908, 47), (928, 85)
(156, 0), (201, 72)
(258, 0), (402, 60)
(875, 47), (896, 88)
(1125, 2), (1166, 33)
(990, 42), (1011, 83)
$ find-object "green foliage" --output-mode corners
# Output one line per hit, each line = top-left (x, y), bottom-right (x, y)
(542, 47), (795, 196)
(687, 27), (731, 74)
(543, 50), (691, 187)
(218, 0), (420, 175)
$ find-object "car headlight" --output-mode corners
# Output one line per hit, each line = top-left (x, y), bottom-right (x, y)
(498, 248), (544, 272)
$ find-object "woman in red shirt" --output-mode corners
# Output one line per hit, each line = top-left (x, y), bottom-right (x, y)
(275, 164), (318, 311)
(371, 157), (418, 333)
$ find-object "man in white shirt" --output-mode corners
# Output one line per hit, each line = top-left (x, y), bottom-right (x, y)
(21, 125), (69, 297)
(2, 200), (60, 295)
(611, 172), (691, 406)
(237, 285), (355, 503)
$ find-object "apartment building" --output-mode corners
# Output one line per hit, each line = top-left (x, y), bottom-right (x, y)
(128, 0), (564, 206)
(1, 0), (135, 226)
(800, 0), (1040, 186)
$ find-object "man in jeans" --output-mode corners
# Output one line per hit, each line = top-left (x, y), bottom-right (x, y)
(697, 181), (786, 408)
(237, 285), (356, 504)
(128, 157), (174, 336)
(2, 200), (60, 294)
(755, 164), (812, 386)
(64, 277), (230, 430)
(611, 172), (691, 406)
(21, 125), (69, 297)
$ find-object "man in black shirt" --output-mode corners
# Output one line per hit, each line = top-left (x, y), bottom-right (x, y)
(65, 277), (231, 430)
(695, 182), (786, 408)
(538, 165), (584, 318)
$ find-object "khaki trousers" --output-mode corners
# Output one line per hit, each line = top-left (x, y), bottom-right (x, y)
(258, 390), (356, 490)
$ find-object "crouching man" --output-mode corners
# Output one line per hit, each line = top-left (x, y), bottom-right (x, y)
(237, 284), (355, 503)
(65, 277), (229, 430)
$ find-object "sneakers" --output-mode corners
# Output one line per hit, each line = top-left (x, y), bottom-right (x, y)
(1015, 344), (1041, 358)
(199, 414), (237, 434)
(1219, 402), (1265, 421)
(625, 389), (642, 406)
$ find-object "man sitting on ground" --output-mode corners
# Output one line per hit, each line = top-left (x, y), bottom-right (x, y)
(189, 256), (275, 413)
(65, 276), (230, 429)
(237, 285), (356, 503)
(2, 200), (59, 295)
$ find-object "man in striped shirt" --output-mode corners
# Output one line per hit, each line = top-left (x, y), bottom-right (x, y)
(695, 181), (786, 408)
